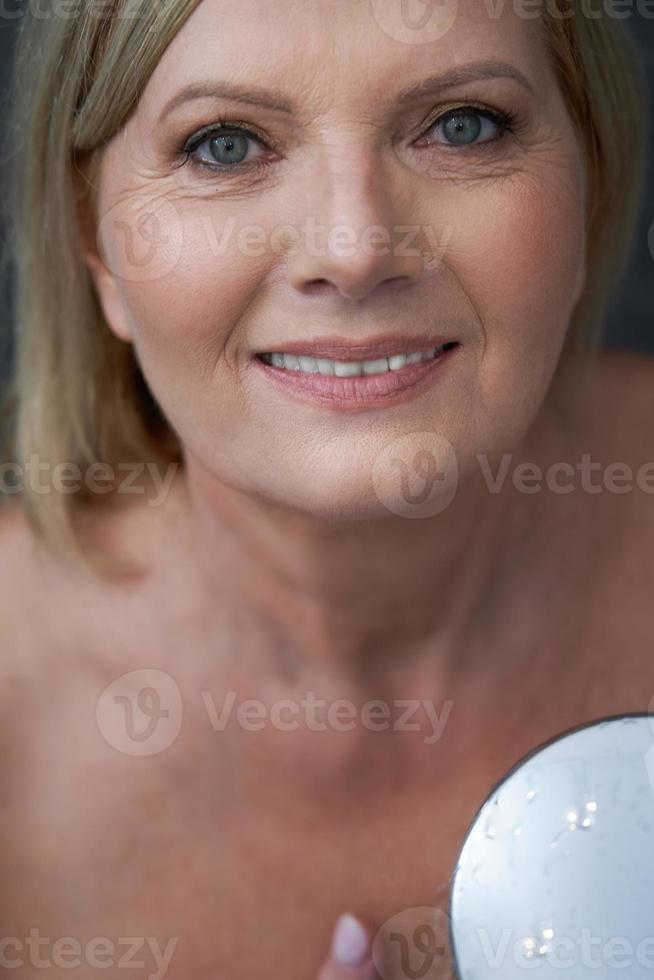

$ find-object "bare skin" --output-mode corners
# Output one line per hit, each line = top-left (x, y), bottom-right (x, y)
(0, 0), (648, 974)
(2, 347), (654, 979)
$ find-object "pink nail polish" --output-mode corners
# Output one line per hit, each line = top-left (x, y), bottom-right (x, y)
(330, 912), (369, 967)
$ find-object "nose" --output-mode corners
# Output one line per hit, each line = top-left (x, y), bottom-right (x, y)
(284, 146), (427, 302)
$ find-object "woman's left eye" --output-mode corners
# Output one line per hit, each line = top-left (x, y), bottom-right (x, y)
(419, 106), (511, 148)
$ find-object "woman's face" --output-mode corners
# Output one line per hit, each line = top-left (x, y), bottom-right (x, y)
(86, 0), (587, 519)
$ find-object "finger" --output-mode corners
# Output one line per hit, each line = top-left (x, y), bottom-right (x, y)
(316, 913), (377, 980)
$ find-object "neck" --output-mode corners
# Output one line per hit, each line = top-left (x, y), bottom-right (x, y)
(172, 415), (561, 690)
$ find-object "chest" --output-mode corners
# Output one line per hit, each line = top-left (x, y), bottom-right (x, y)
(4, 622), (654, 980)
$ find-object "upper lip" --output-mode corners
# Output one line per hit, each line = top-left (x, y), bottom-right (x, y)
(255, 334), (459, 361)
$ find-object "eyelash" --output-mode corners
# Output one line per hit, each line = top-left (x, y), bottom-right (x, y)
(181, 102), (520, 177)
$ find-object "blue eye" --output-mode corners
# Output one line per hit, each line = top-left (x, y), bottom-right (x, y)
(181, 103), (517, 177)
(185, 124), (269, 170)
(423, 107), (512, 147)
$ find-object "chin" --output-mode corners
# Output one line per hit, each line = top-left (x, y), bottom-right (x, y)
(245, 434), (463, 523)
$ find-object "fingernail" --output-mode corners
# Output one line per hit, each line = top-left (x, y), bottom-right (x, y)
(330, 913), (370, 967)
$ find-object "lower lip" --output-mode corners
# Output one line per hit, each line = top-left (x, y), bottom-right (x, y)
(252, 344), (459, 412)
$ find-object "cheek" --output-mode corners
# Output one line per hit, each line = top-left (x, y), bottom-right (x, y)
(442, 164), (585, 369)
(418, 157), (586, 454)
(106, 201), (278, 382)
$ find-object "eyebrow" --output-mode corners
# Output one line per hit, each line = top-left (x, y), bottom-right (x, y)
(156, 60), (534, 123)
(397, 60), (534, 103)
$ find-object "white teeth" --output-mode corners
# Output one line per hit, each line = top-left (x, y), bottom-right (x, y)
(362, 357), (390, 376)
(334, 361), (362, 377)
(298, 355), (319, 373)
(263, 345), (448, 377)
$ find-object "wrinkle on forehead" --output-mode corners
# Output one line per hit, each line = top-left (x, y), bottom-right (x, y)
(136, 0), (555, 128)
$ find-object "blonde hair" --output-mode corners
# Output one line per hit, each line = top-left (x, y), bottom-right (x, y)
(0, 0), (649, 578)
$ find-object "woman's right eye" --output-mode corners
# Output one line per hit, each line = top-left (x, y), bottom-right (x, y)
(185, 125), (271, 172)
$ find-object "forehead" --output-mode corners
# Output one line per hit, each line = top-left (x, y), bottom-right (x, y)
(139, 0), (549, 119)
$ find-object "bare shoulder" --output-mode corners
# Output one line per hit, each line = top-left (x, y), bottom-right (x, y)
(0, 494), (126, 666)
(0, 472), (191, 666)
(0, 496), (41, 607)
(0, 497), (62, 665)
(0, 465), (186, 587)
(578, 347), (654, 454)
(569, 346), (654, 582)
(590, 345), (654, 390)
(0, 499), (52, 740)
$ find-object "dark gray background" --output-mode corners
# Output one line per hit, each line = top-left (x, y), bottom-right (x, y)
(0, 6), (652, 386)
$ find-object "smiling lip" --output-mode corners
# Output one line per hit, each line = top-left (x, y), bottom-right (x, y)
(252, 335), (461, 412)
(254, 333), (457, 361)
